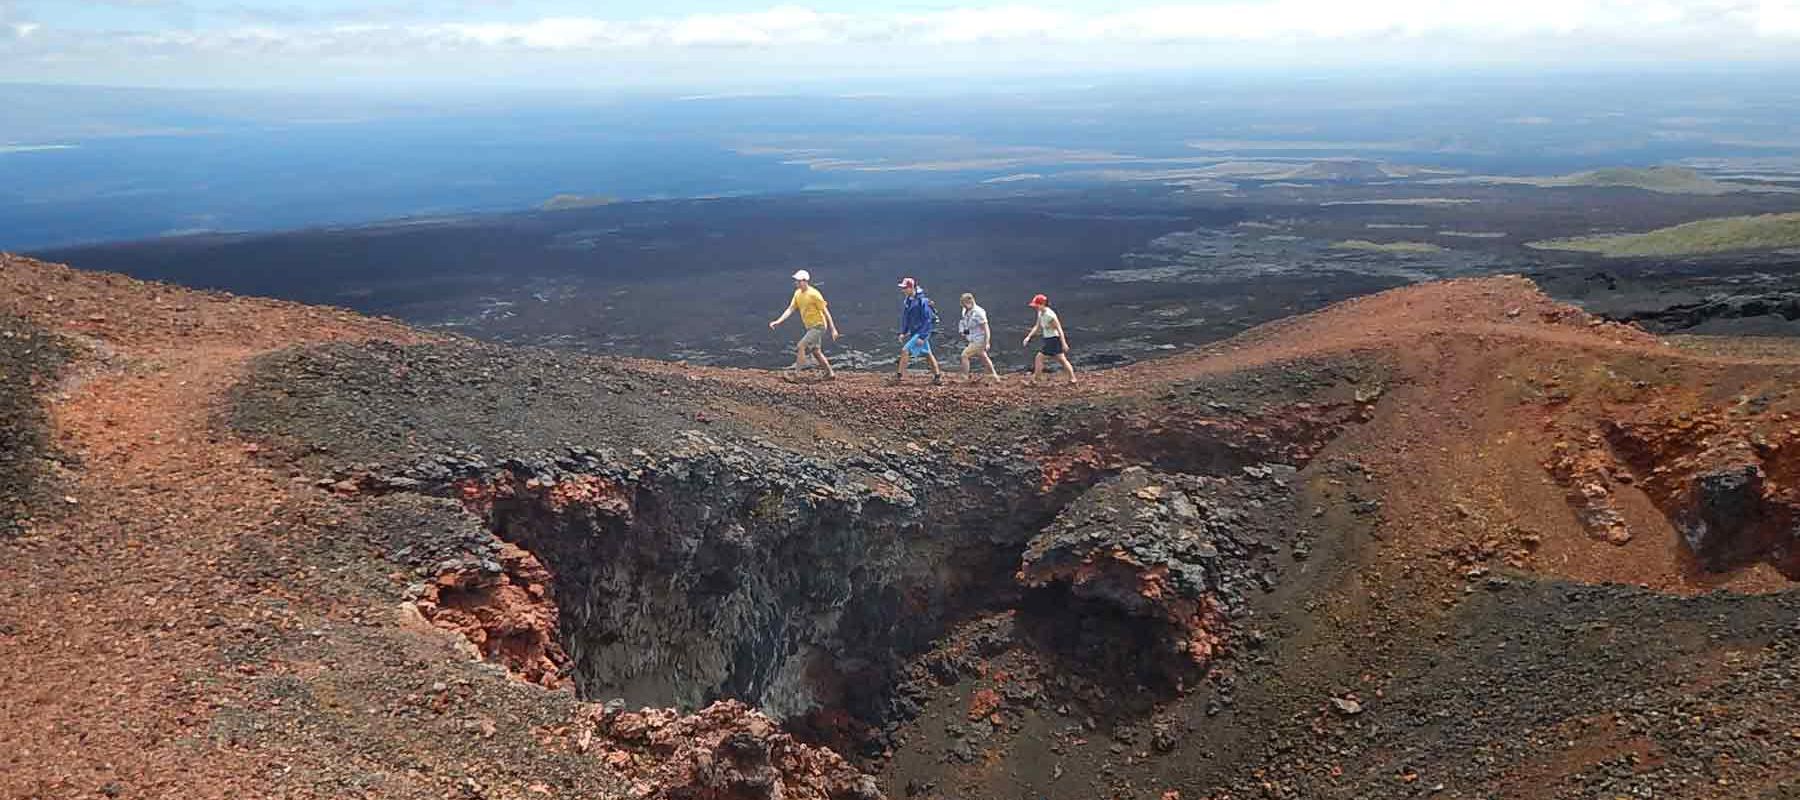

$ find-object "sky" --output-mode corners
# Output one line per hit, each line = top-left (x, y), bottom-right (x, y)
(4, 0), (1800, 90)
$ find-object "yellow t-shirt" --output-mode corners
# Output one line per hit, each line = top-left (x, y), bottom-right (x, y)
(792, 286), (829, 328)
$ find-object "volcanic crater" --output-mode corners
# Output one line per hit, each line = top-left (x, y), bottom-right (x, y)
(5, 254), (1800, 799)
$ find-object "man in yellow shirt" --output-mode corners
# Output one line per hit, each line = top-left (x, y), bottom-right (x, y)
(768, 269), (839, 380)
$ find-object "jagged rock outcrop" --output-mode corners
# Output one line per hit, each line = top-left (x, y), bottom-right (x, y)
(1018, 465), (1305, 680)
(582, 700), (881, 800)
(1680, 464), (1778, 570)
(1547, 392), (1800, 577)
(1544, 435), (1634, 545)
(415, 541), (570, 687)
(1619, 292), (1800, 332)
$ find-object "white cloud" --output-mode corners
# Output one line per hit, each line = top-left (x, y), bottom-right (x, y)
(440, 18), (647, 49)
(114, 0), (1800, 54)
(8, 1), (1800, 87)
(430, 7), (862, 49)
(421, 1), (1800, 50)
(1, 0), (25, 37)
(1757, 0), (1800, 34)
(908, 6), (1080, 44)
(667, 6), (845, 46)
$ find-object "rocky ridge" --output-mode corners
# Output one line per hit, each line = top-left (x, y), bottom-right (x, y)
(6, 254), (1800, 799)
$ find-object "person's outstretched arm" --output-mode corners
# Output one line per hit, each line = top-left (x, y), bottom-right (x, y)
(769, 299), (795, 329)
(1022, 320), (1040, 347)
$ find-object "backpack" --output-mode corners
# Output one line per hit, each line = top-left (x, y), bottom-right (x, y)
(926, 298), (940, 331)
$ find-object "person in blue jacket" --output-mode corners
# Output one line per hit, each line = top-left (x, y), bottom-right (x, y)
(892, 276), (944, 385)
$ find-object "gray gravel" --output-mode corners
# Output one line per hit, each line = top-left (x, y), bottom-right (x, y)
(0, 314), (64, 536)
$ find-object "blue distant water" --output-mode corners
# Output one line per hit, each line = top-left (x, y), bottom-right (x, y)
(1, 115), (825, 249)
(7, 73), (1799, 251)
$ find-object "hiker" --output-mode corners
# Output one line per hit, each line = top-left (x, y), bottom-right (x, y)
(892, 277), (943, 385)
(958, 292), (1001, 383)
(767, 269), (838, 380)
(1023, 293), (1076, 385)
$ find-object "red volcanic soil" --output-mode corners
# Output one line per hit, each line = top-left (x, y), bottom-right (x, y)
(4, 252), (1799, 799)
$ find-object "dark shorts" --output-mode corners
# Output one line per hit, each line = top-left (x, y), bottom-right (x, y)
(1040, 336), (1065, 357)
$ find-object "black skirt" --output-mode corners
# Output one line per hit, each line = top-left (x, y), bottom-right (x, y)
(1040, 336), (1065, 356)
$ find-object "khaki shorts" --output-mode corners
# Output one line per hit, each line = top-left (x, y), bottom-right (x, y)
(961, 338), (989, 359)
(798, 325), (827, 349)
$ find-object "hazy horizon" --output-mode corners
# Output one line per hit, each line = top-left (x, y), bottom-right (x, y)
(6, 1), (1800, 90)
(6, 1), (1800, 251)
(6, 68), (1800, 251)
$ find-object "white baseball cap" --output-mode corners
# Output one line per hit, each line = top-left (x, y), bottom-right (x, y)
(791, 269), (811, 281)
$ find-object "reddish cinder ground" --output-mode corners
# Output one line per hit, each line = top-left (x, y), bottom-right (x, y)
(4, 254), (1797, 799)
(2, 256), (431, 797)
(1127, 274), (1800, 595)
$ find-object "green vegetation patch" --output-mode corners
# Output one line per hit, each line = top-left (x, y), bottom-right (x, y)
(541, 194), (617, 211)
(1469, 166), (1792, 196)
(1565, 166), (1735, 194)
(1527, 212), (1800, 257)
(1330, 239), (1447, 254)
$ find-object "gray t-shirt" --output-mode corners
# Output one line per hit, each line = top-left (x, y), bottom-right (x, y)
(961, 304), (989, 341)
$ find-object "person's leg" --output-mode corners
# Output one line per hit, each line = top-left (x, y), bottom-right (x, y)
(1033, 352), (1046, 381)
(926, 349), (943, 378)
(814, 347), (834, 379)
(1058, 353), (1077, 384)
(980, 350), (1001, 381)
(793, 327), (822, 369)
(894, 345), (911, 381)
(960, 342), (975, 379)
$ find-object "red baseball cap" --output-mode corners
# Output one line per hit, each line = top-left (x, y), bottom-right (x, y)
(1029, 293), (1048, 307)
(897, 277), (917, 290)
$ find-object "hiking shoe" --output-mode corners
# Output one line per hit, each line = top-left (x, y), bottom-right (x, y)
(887, 373), (903, 385)
(931, 373), (944, 386)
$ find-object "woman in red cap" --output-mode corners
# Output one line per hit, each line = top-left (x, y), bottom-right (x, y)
(1023, 293), (1076, 385)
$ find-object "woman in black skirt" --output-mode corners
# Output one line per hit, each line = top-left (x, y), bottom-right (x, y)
(1023, 293), (1076, 385)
